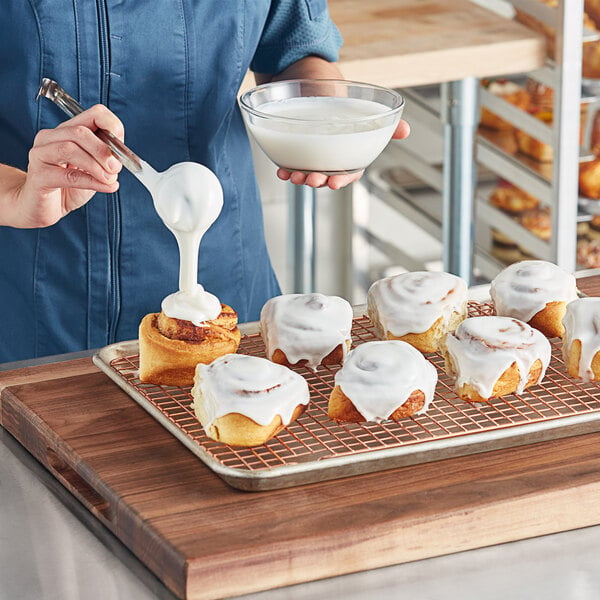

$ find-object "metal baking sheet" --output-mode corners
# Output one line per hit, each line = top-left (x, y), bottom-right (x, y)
(93, 302), (600, 491)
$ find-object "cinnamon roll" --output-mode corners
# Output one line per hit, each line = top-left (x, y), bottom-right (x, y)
(367, 271), (468, 353)
(139, 304), (241, 386)
(328, 340), (438, 423)
(562, 298), (600, 381)
(260, 293), (353, 370)
(490, 260), (578, 338)
(445, 316), (551, 402)
(191, 353), (309, 446)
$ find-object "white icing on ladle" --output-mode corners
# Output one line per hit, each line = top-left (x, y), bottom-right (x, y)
(38, 78), (224, 324)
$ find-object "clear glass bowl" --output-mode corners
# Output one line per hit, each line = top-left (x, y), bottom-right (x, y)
(239, 79), (404, 175)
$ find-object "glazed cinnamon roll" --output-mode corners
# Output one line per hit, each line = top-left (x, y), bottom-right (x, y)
(260, 293), (353, 370)
(490, 260), (578, 338)
(139, 302), (241, 386)
(562, 298), (600, 382)
(445, 316), (551, 402)
(367, 271), (468, 353)
(328, 340), (438, 423)
(191, 353), (309, 446)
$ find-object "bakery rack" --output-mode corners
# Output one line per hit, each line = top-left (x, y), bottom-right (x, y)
(359, 0), (592, 288)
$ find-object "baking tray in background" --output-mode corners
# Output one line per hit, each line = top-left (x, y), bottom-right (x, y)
(93, 302), (600, 491)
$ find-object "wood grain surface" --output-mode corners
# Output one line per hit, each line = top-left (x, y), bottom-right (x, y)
(1, 273), (600, 599)
(328, 0), (546, 88)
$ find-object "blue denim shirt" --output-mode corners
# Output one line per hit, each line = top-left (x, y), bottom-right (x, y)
(0, 0), (342, 361)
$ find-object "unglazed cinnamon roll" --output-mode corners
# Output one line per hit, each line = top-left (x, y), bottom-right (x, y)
(562, 298), (600, 381)
(260, 293), (353, 370)
(328, 340), (438, 423)
(139, 303), (241, 386)
(191, 354), (309, 446)
(445, 316), (551, 402)
(367, 271), (468, 353)
(490, 260), (578, 338)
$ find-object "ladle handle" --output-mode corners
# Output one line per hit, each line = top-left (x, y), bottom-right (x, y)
(36, 78), (143, 173)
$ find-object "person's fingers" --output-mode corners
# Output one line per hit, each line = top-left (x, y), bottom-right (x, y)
(326, 170), (364, 190)
(59, 103), (125, 141)
(32, 127), (121, 182)
(276, 168), (292, 181)
(305, 172), (328, 187)
(289, 171), (308, 185)
(32, 162), (120, 194)
(392, 119), (410, 140)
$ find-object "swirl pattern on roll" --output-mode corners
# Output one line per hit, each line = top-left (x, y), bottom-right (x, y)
(260, 293), (353, 369)
(367, 271), (468, 338)
(334, 340), (438, 422)
(446, 316), (551, 399)
(192, 354), (309, 428)
(490, 260), (577, 323)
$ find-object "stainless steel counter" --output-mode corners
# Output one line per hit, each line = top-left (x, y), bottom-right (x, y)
(2, 352), (600, 600)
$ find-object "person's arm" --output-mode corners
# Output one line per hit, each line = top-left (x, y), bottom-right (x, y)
(0, 105), (123, 229)
(254, 56), (410, 190)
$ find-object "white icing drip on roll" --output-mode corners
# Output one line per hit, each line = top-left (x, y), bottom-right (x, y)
(367, 271), (468, 337)
(192, 354), (309, 428)
(562, 298), (600, 381)
(446, 316), (551, 399)
(153, 162), (224, 324)
(335, 340), (438, 422)
(260, 293), (353, 370)
(490, 260), (578, 323)
(161, 284), (221, 325)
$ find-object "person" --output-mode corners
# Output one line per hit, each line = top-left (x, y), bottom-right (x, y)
(0, 1), (409, 363)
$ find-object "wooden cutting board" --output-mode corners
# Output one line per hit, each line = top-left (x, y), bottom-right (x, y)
(2, 274), (600, 600)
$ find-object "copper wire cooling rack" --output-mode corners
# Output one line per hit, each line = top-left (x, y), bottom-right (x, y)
(93, 303), (600, 491)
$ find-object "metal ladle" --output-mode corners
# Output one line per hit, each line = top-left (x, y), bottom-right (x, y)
(36, 78), (222, 234)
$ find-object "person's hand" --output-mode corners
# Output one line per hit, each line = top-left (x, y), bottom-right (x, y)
(11, 104), (124, 228)
(276, 118), (410, 190)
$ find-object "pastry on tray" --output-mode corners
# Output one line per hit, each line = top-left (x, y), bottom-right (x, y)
(517, 205), (551, 241)
(562, 297), (600, 381)
(490, 228), (532, 265)
(260, 292), (353, 370)
(587, 215), (600, 241)
(367, 271), (468, 353)
(515, 109), (554, 163)
(139, 296), (241, 386)
(479, 79), (530, 131)
(490, 260), (578, 338)
(444, 316), (551, 403)
(488, 180), (540, 215)
(579, 158), (600, 199)
(191, 353), (309, 447)
(577, 238), (600, 269)
(328, 340), (438, 423)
